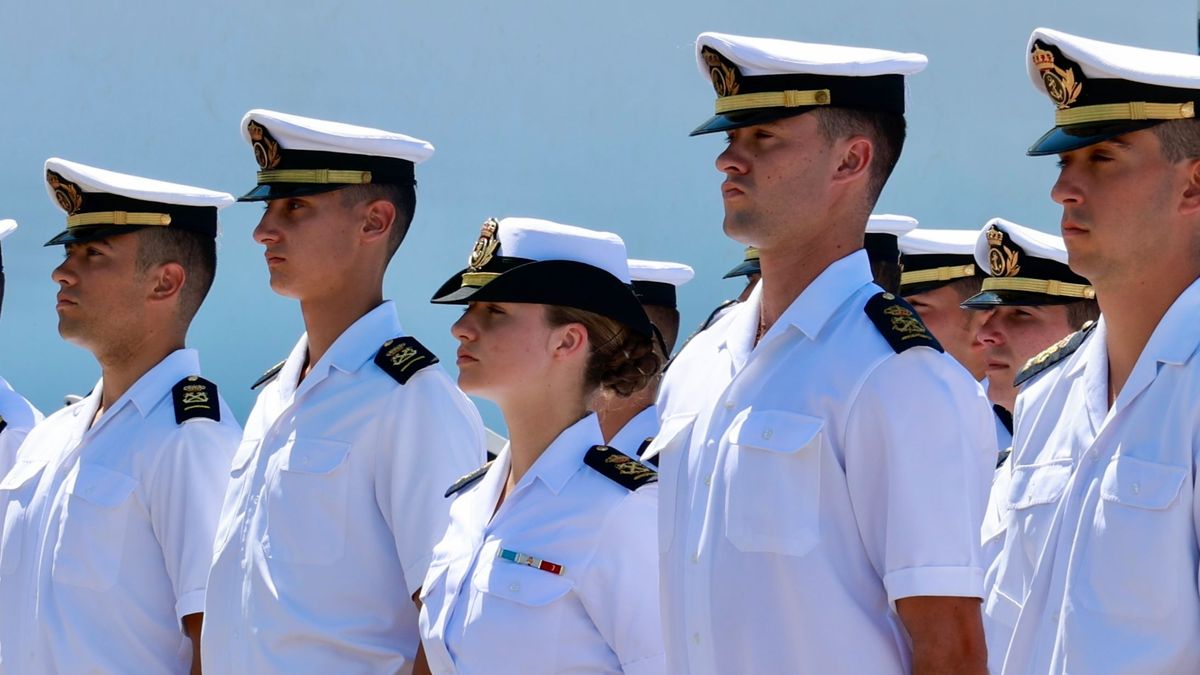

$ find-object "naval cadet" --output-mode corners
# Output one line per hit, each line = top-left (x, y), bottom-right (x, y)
(0, 159), (241, 673)
(651, 32), (993, 674)
(202, 110), (485, 673)
(864, 212), (917, 294)
(985, 29), (1200, 673)
(0, 219), (43, 478)
(417, 217), (665, 673)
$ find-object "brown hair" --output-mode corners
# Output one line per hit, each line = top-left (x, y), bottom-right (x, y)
(815, 107), (907, 210)
(1151, 119), (1200, 162)
(544, 306), (661, 397)
(134, 227), (216, 325)
(1065, 298), (1100, 330)
(339, 182), (416, 262)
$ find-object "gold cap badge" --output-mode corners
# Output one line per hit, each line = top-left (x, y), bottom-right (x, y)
(467, 218), (501, 271)
(46, 170), (84, 215)
(987, 226), (1021, 277)
(701, 46), (741, 98)
(1031, 42), (1082, 110)
(247, 120), (282, 170)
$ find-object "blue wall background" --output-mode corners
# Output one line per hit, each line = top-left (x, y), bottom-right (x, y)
(0, 0), (1190, 430)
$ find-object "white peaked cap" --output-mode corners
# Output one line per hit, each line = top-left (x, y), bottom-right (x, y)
(241, 109), (434, 163)
(628, 259), (695, 286)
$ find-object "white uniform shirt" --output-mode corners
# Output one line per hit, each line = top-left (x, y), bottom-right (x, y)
(608, 404), (659, 462)
(203, 301), (485, 674)
(653, 250), (995, 675)
(0, 349), (239, 674)
(419, 414), (665, 674)
(987, 279), (1200, 674)
(0, 375), (42, 479)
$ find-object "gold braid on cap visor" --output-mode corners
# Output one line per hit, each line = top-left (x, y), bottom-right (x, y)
(1055, 101), (1195, 126)
(715, 89), (832, 113)
(900, 264), (977, 287)
(460, 272), (500, 288)
(256, 169), (373, 185)
(67, 211), (172, 228)
(982, 276), (1096, 299)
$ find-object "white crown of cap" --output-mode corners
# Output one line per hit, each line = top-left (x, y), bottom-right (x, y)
(0, 219), (16, 242)
(898, 228), (978, 256)
(496, 217), (632, 283)
(241, 109), (435, 164)
(695, 32), (928, 80)
(866, 213), (919, 237)
(43, 158), (234, 212)
(628, 259), (696, 286)
(974, 217), (1069, 271)
(1027, 28), (1200, 94)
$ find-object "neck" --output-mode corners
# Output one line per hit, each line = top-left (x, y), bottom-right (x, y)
(596, 387), (656, 444)
(499, 393), (590, 491)
(756, 221), (863, 339)
(93, 329), (186, 419)
(298, 289), (384, 376)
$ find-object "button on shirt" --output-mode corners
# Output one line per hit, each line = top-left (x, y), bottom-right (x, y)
(203, 301), (485, 674)
(987, 279), (1200, 674)
(0, 375), (42, 479)
(653, 250), (995, 675)
(0, 349), (240, 674)
(419, 414), (665, 674)
(607, 404), (659, 462)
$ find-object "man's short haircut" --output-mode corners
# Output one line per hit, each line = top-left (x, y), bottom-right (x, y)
(1151, 118), (1200, 163)
(946, 274), (984, 302)
(339, 182), (417, 262)
(135, 227), (216, 325)
(1065, 298), (1100, 330)
(815, 107), (907, 210)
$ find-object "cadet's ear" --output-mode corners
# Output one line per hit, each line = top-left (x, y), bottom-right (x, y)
(830, 135), (874, 187)
(147, 261), (186, 303)
(360, 199), (397, 245)
(1178, 158), (1200, 215)
(550, 322), (589, 362)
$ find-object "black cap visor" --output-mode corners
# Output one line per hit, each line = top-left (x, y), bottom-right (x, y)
(1027, 119), (1164, 156)
(431, 260), (653, 337)
(238, 182), (354, 202)
(961, 289), (1087, 309)
(45, 224), (146, 247)
(691, 106), (820, 136)
(723, 260), (761, 279)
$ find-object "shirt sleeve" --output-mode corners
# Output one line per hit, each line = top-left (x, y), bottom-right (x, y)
(843, 351), (995, 604)
(576, 486), (667, 675)
(145, 417), (241, 626)
(375, 371), (486, 598)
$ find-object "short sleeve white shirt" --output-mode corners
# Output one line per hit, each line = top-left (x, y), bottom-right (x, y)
(0, 349), (240, 674)
(986, 278), (1200, 674)
(419, 414), (665, 675)
(607, 404), (659, 461)
(653, 250), (995, 675)
(203, 301), (486, 674)
(0, 375), (42, 479)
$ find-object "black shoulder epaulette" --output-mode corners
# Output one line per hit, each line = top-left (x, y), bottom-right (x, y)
(637, 437), (657, 467)
(172, 376), (221, 424)
(1013, 321), (1096, 387)
(698, 299), (738, 332)
(584, 445), (657, 491)
(0, 415), (7, 435)
(993, 404), (1014, 435)
(445, 460), (494, 498)
(250, 360), (285, 391)
(374, 337), (439, 385)
(864, 292), (944, 354)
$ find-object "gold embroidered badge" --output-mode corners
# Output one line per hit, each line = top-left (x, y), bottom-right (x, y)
(467, 218), (501, 270)
(1032, 43), (1082, 110)
(605, 453), (656, 481)
(247, 120), (282, 170)
(701, 46), (740, 98)
(987, 227), (1022, 277)
(46, 170), (83, 215)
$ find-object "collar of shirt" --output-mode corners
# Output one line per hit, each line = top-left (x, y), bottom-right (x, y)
(84, 348), (202, 434)
(607, 405), (659, 460)
(277, 300), (403, 401)
(720, 249), (873, 368)
(510, 413), (603, 497)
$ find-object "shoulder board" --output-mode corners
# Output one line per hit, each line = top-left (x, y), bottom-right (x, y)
(864, 292), (944, 354)
(698, 299), (738, 332)
(445, 460), (494, 498)
(637, 437), (657, 467)
(375, 337), (439, 385)
(993, 404), (1014, 435)
(584, 444), (657, 491)
(1013, 321), (1096, 388)
(0, 415), (7, 435)
(172, 376), (221, 424)
(250, 360), (285, 391)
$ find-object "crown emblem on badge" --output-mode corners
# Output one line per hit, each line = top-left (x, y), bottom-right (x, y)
(987, 227), (1021, 277)
(467, 217), (501, 271)
(701, 46), (741, 98)
(247, 120), (282, 170)
(46, 170), (84, 215)
(1031, 41), (1082, 110)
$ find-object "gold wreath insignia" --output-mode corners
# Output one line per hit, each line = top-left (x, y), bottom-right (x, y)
(701, 46), (740, 98)
(247, 120), (282, 170)
(467, 218), (501, 270)
(46, 170), (84, 215)
(988, 244), (1022, 278)
(1032, 44), (1082, 110)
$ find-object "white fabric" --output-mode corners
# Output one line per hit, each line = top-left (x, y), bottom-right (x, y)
(628, 260), (695, 287)
(419, 414), (664, 675)
(981, 457), (1015, 675)
(0, 375), (42, 480)
(986, 278), (1200, 674)
(652, 250), (995, 675)
(43, 158), (234, 210)
(240, 109), (435, 163)
(1027, 28), (1200, 93)
(607, 405), (660, 462)
(203, 301), (485, 674)
(492, 217), (632, 283)
(866, 213), (918, 237)
(0, 221), (15, 242)
(695, 32), (928, 79)
(899, 228), (978, 256)
(975, 218), (1068, 270)
(0, 349), (240, 674)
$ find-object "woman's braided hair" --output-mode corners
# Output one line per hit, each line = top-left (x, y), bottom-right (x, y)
(544, 306), (662, 397)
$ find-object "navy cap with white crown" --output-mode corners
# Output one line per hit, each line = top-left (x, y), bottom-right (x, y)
(864, 213), (918, 264)
(691, 32), (927, 136)
(628, 259), (695, 309)
(430, 217), (652, 337)
(238, 109), (434, 202)
(898, 228), (982, 295)
(1026, 28), (1200, 155)
(961, 218), (1094, 308)
(43, 158), (233, 247)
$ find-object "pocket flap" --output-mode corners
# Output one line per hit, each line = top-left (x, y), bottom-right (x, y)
(69, 465), (138, 508)
(230, 439), (258, 474)
(728, 410), (823, 453)
(0, 460), (47, 491)
(1100, 456), (1186, 510)
(647, 414), (697, 452)
(473, 554), (574, 607)
(281, 439), (351, 475)
(1007, 459), (1073, 509)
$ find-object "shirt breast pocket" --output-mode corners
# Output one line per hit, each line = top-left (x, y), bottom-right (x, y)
(1076, 455), (1188, 619)
(53, 465), (139, 591)
(265, 438), (351, 565)
(0, 460), (48, 575)
(473, 554), (575, 613)
(725, 410), (823, 557)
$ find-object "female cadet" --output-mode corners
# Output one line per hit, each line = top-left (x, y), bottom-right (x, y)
(414, 217), (665, 674)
